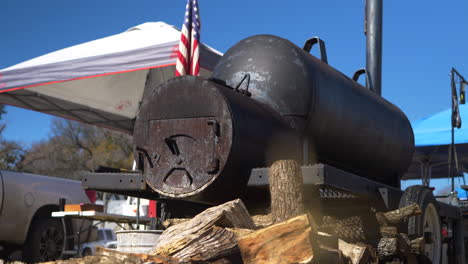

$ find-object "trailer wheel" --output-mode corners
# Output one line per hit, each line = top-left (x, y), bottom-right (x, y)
(399, 185), (441, 263)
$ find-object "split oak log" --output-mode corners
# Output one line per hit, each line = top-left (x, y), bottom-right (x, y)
(377, 234), (411, 261)
(377, 238), (398, 260)
(383, 203), (422, 224)
(410, 237), (425, 255)
(97, 247), (179, 264)
(269, 160), (305, 223)
(152, 199), (255, 261)
(226, 227), (254, 237)
(162, 218), (189, 229)
(377, 203), (422, 226)
(380, 226), (398, 238)
(338, 239), (378, 264)
(374, 204), (421, 261)
(41, 247), (180, 264)
(252, 214), (272, 228)
(161, 226), (237, 261)
(237, 214), (314, 264)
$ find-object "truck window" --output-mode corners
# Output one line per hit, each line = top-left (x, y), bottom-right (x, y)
(105, 230), (114, 240)
(98, 229), (105, 241)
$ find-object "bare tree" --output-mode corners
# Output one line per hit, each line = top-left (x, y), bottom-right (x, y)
(19, 118), (133, 180)
(0, 105), (25, 170)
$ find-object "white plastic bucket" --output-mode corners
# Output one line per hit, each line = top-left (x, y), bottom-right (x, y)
(115, 230), (163, 254)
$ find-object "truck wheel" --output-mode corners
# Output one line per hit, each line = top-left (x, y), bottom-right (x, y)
(82, 247), (92, 256)
(399, 185), (441, 263)
(0, 245), (19, 260)
(23, 218), (64, 263)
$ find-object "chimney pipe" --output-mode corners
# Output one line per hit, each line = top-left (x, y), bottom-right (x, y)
(365, 0), (383, 96)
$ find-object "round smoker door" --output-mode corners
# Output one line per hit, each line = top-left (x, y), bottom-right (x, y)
(133, 76), (234, 199)
(146, 117), (221, 197)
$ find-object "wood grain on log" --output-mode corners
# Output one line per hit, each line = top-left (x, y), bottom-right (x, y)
(162, 218), (189, 229)
(237, 214), (313, 264)
(269, 160), (305, 223)
(42, 247), (238, 264)
(377, 238), (398, 260)
(382, 203), (422, 225)
(41, 247), (180, 264)
(225, 227), (254, 237)
(97, 247), (179, 263)
(410, 237), (425, 255)
(152, 199), (255, 261)
(338, 239), (378, 264)
(252, 214), (272, 229)
(380, 226), (398, 238)
(169, 226), (238, 261)
(376, 212), (391, 227)
(377, 233), (411, 261)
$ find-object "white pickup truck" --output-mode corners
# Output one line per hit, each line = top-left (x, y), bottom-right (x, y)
(0, 170), (93, 262)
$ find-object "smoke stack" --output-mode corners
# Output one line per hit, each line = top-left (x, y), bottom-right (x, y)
(365, 0), (383, 96)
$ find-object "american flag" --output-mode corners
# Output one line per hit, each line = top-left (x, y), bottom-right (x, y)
(175, 0), (201, 76)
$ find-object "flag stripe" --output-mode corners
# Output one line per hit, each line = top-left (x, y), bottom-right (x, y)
(175, 0), (200, 77)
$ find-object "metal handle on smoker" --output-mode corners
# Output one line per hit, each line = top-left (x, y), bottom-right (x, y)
(303, 37), (328, 64)
(352, 68), (371, 90)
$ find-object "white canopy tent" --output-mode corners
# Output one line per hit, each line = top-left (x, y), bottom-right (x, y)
(0, 22), (222, 133)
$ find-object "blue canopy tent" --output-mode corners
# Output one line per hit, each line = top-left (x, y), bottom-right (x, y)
(402, 105), (468, 185)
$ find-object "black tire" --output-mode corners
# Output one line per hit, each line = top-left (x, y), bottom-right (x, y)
(23, 218), (64, 263)
(399, 185), (442, 263)
(0, 244), (19, 260)
(82, 247), (92, 257)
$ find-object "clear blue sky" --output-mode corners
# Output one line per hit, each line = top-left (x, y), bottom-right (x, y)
(1, 0), (467, 146)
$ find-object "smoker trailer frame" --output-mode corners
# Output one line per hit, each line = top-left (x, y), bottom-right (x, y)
(82, 162), (467, 263)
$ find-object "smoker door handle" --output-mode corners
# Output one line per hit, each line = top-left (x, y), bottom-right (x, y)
(207, 119), (220, 174)
(303, 37), (328, 64)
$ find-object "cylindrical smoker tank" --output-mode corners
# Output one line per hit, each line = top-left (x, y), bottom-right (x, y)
(212, 35), (414, 187)
(133, 76), (301, 203)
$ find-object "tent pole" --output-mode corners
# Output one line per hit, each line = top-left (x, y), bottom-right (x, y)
(451, 124), (455, 192)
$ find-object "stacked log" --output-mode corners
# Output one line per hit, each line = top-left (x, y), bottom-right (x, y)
(269, 160), (305, 223)
(41, 203), (426, 264)
(151, 199), (255, 263)
(38, 160), (429, 264)
(375, 204), (424, 263)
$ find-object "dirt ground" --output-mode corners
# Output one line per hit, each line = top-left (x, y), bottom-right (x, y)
(0, 260), (25, 264)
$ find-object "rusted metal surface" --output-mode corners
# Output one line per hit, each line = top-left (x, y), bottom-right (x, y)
(134, 76), (300, 203)
(148, 118), (219, 193)
(132, 34), (414, 203)
(212, 35), (414, 187)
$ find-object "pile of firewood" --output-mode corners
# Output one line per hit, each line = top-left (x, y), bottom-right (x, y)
(152, 199), (426, 264)
(42, 160), (428, 264)
(43, 198), (425, 264)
